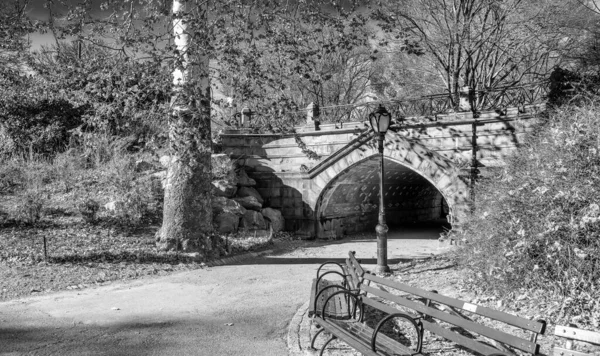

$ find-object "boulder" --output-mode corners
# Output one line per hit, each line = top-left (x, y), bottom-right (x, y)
(261, 207), (285, 233)
(233, 196), (262, 211)
(240, 210), (267, 230)
(211, 179), (237, 198)
(236, 186), (264, 204)
(236, 169), (256, 187)
(212, 196), (247, 216)
(214, 212), (240, 234)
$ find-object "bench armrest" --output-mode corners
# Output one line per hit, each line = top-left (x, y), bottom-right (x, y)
(316, 271), (348, 291)
(316, 261), (345, 279)
(371, 312), (423, 354)
(322, 290), (363, 323)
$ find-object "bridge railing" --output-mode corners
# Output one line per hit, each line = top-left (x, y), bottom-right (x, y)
(223, 82), (549, 131)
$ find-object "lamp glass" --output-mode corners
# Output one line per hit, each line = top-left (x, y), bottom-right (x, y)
(369, 105), (391, 134)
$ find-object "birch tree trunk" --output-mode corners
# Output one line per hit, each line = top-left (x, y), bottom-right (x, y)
(157, 0), (213, 253)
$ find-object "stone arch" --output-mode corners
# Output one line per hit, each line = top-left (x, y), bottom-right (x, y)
(307, 131), (470, 238)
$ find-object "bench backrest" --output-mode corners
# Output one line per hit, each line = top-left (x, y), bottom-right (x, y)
(360, 272), (546, 355)
(554, 325), (600, 355)
(344, 251), (365, 290)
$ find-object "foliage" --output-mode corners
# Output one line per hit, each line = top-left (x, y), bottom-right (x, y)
(456, 102), (600, 324)
(77, 198), (100, 224)
(0, 94), (85, 157)
(15, 190), (45, 225)
(29, 41), (171, 143)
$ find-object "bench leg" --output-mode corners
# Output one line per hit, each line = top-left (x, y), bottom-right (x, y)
(319, 335), (337, 356)
(310, 328), (326, 350)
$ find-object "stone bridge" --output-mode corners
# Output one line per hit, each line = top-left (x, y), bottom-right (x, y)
(221, 102), (546, 239)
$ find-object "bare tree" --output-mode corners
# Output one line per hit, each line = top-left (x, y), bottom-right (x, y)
(376, 0), (558, 100)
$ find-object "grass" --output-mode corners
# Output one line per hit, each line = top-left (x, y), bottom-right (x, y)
(0, 146), (275, 301)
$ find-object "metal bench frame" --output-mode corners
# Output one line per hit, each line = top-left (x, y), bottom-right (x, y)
(309, 251), (547, 356)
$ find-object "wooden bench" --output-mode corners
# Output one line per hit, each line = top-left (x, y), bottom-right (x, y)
(554, 325), (600, 355)
(311, 255), (547, 356)
(308, 251), (365, 320)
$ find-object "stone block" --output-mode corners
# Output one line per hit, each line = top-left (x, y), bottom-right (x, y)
(236, 169), (256, 187)
(212, 197), (247, 216)
(236, 186), (264, 204)
(282, 206), (295, 217)
(211, 179), (237, 198)
(256, 188), (271, 199)
(214, 212), (240, 234)
(240, 210), (267, 230)
(269, 197), (282, 208)
(261, 208), (285, 232)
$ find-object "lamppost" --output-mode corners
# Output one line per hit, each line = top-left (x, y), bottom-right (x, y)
(369, 104), (391, 274)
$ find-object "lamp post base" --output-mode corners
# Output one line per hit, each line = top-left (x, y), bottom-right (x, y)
(374, 264), (390, 274)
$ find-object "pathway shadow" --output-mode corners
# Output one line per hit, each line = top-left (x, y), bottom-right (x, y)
(231, 256), (418, 266)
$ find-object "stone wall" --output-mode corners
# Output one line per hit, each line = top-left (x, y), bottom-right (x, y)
(220, 104), (544, 238)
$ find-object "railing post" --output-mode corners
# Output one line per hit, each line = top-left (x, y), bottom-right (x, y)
(306, 102), (320, 130)
(241, 106), (252, 128)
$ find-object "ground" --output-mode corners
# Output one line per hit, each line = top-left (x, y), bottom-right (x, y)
(0, 227), (569, 356)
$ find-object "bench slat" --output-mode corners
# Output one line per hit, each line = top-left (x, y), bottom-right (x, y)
(345, 321), (419, 356)
(555, 325), (600, 345)
(553, 347), (592, 356)
(313, 317), (382, 356)
(360, 297), (509, 355)
(348, 251), (365, 277)
(364, 273), (545, 333)
(345, 258), (360, 290)
(421, 319), (514, 356)
(314, 317), (419, 356)
(361, 285), (537, 354)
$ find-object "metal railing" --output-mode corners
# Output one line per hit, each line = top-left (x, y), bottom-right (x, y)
(226, 82), (549, 129)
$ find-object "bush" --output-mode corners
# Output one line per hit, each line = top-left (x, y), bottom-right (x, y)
(0, 159), (24, 194)
(78, 198), (100, 223)
(456, 103), (600, 321)
(14, 190), (45, 224)
(0, 97), (85, 157)
(104, 152), (163, 226)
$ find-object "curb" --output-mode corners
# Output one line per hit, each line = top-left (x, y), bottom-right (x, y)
(287, 300), (310, 356)
(205, 249), (274, 267)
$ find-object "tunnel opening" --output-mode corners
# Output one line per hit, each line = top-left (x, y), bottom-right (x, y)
(316, 156), (452, 239)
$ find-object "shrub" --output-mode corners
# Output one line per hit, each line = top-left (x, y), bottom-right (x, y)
(78, 198), (100, 223)
(0, 158), (24, 193)
(456, 103), (600, 320)
(14, 190), (45, 224)
(104, 152), (163, 227)
(0, 96), (84, 157)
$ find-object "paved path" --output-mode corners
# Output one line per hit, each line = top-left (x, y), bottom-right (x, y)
(1, 226), (442, 356)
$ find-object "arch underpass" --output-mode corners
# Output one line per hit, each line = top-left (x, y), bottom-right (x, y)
(315, 156), (450, 239)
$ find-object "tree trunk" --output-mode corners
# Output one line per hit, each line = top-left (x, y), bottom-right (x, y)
(157, 0), (212, 254)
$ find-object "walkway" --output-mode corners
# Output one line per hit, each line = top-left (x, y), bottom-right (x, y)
(0, 229), (442, 356)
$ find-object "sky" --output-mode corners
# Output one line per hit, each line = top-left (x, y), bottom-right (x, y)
(25, 0), (108, 51)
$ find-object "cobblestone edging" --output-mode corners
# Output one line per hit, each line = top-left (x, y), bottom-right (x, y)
(287, 300), (311, 356)
(287, 301), (358, 356)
